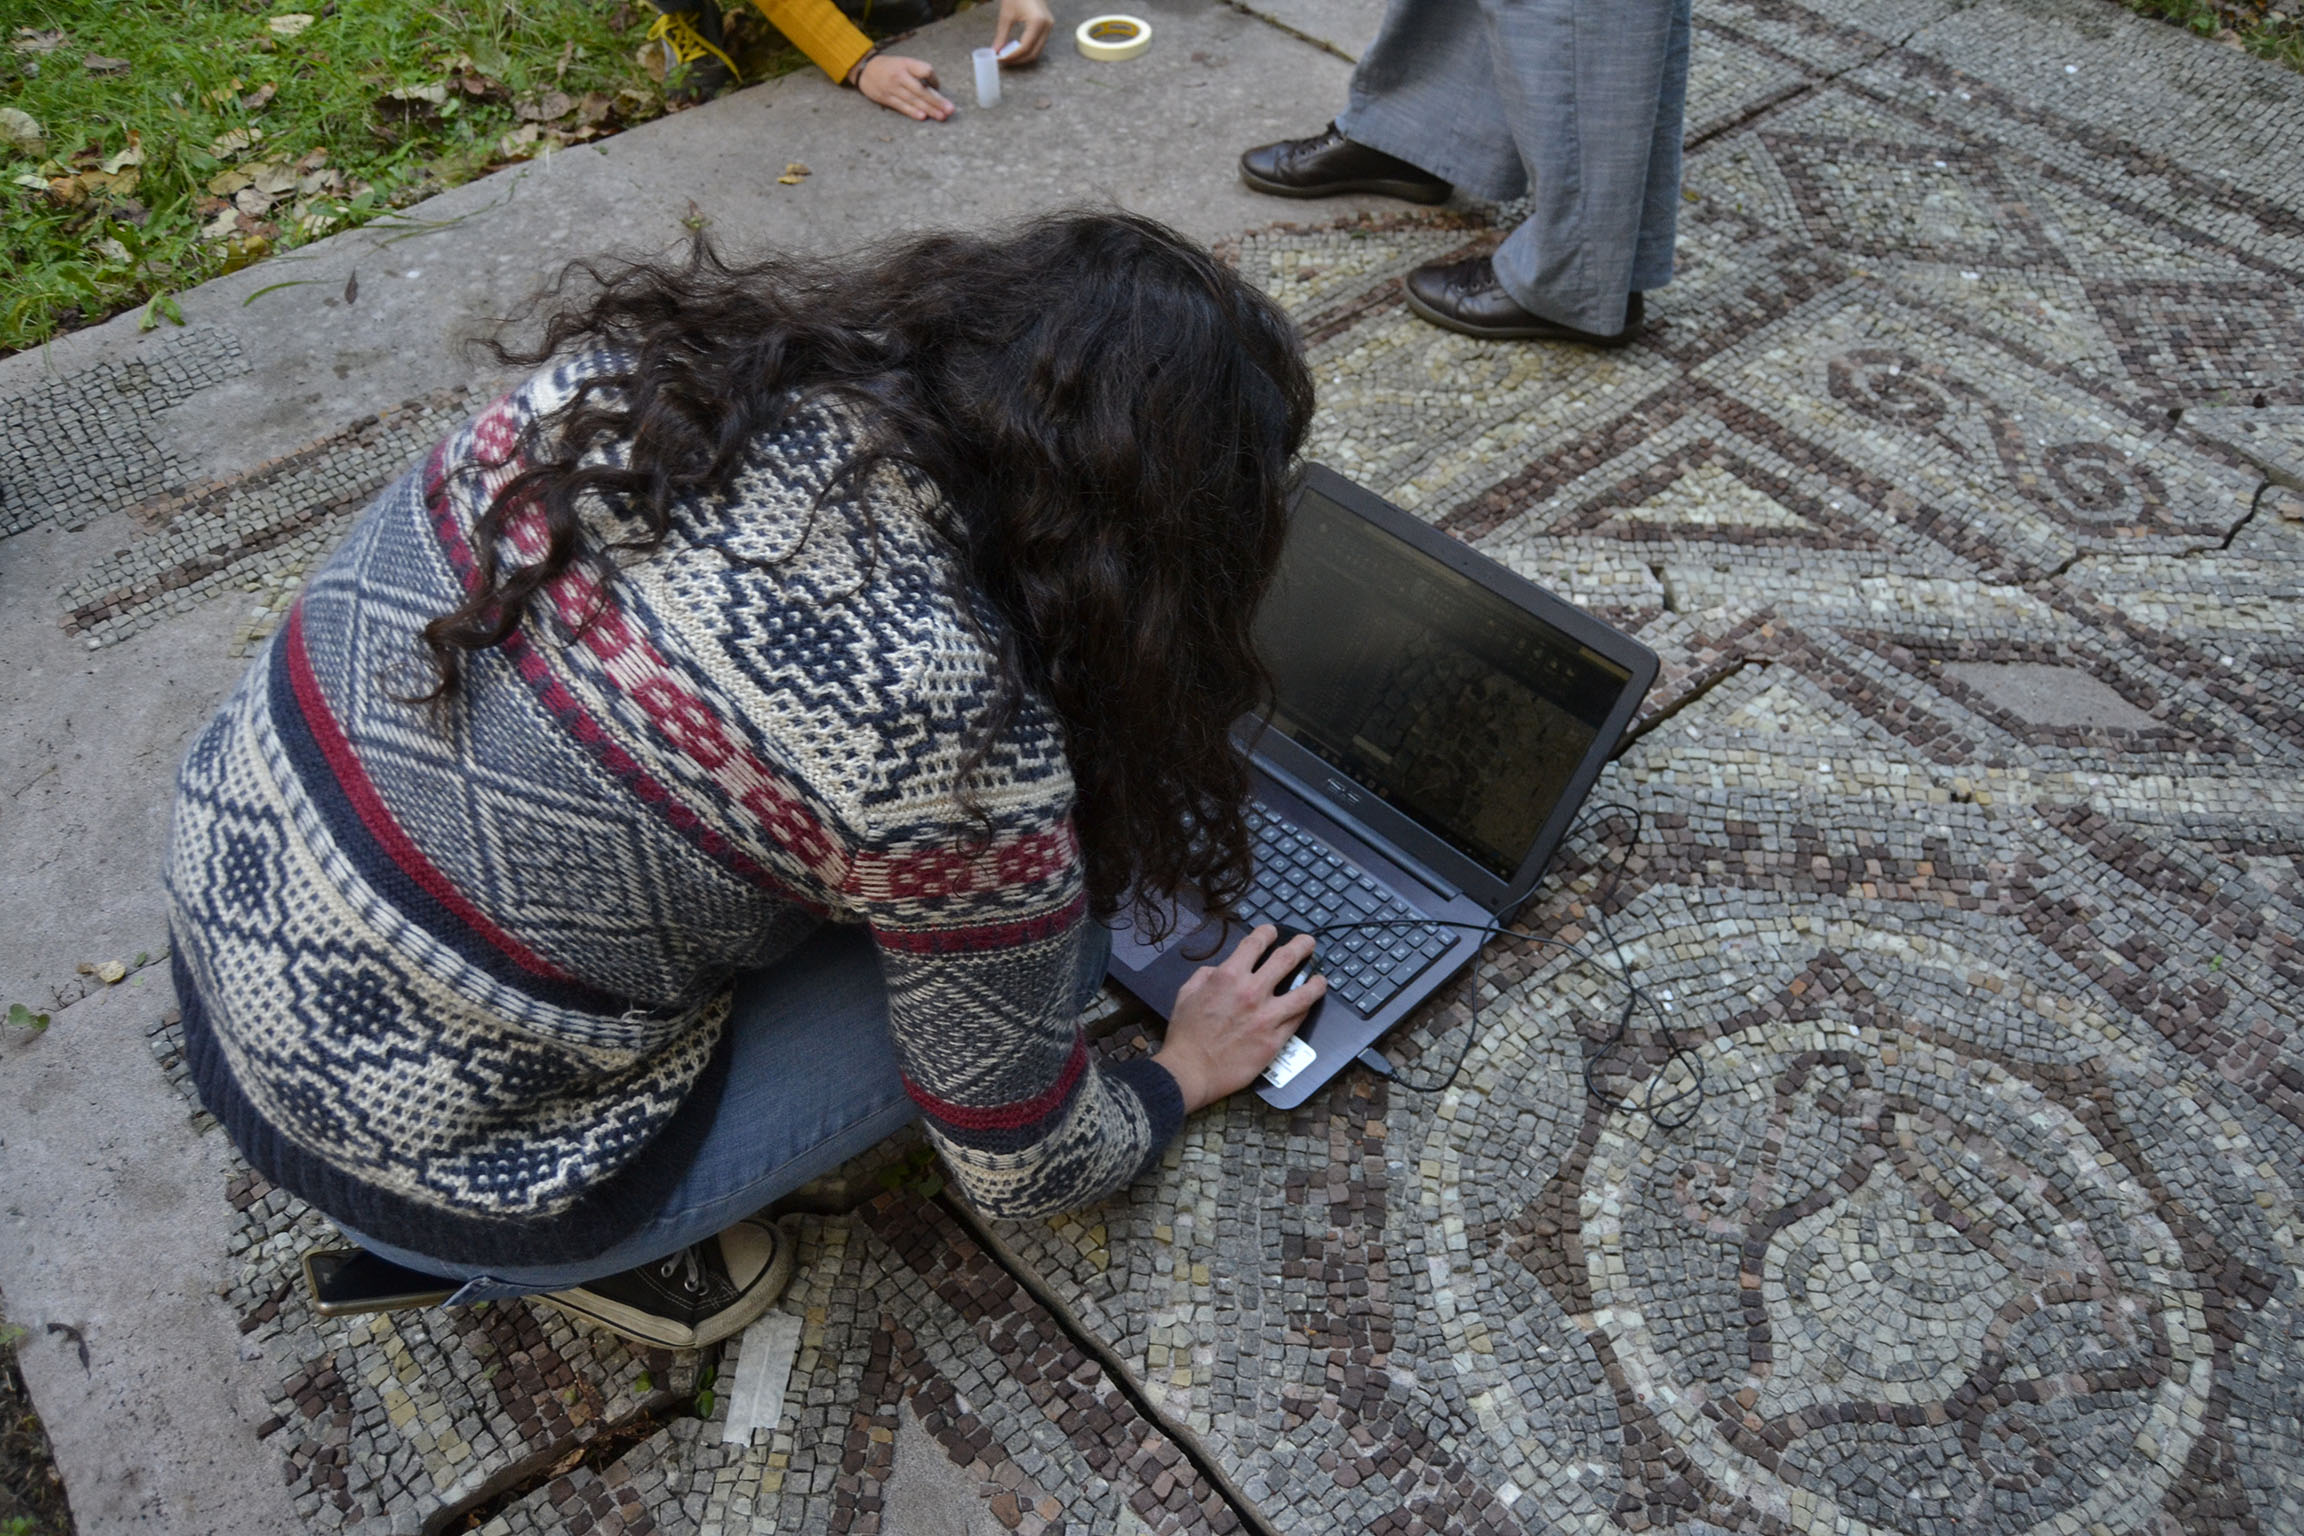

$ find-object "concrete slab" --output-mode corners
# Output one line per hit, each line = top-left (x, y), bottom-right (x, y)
(5, 0), (2304, 1533)
(1218, 0), (1389, 62)
(0, 980), (302, 1536)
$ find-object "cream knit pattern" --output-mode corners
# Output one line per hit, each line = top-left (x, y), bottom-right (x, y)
(166, 355), (1183, 1266)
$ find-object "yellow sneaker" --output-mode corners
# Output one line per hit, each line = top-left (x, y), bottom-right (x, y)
(641, 8), (742, 99)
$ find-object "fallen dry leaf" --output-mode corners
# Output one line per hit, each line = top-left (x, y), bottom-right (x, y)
(233, 185), (273, 216)
(199, 204), (240, 240)
(96, 960), (127, 984)
(246, 160), (297, 195)
(296, 146), (328, 171)
(577, 91), (615, 126)
(240, 81), (277, 111)
(344, 269), (358, 304)
(0, 106), (42, 152)
(12, 171), (49, 191)
(267, 14), (315, 37)
(12, 27), (67, 54)
(777, 161), (810, 185)
(496, 122), (569, 160)
(100, 130), (142, 174)
(444, 58), (510, 101)
(378, 81), (448, 115)
(210, 124), (263, 157)
(217, 232), (271, 272)
(207, 166), (252, 196)
(83, 54), (130, 75)
(95, 235), (132, 265)
(72, 166), (137, 198)
(518, 89), (575, 122)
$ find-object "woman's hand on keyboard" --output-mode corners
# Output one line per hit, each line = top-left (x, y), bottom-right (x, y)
(1154, 925), (1325, 1112)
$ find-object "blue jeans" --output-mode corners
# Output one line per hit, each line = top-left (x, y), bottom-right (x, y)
(342, 921), (1110, 1302)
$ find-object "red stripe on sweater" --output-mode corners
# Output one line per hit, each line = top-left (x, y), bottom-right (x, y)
(848, 823), (1081, 905)
(424, 403), (1079, 905)
(904, 1035), (1088, 1131)
(283, 603), (571, 980)
(494, 625), (823, 911)
(872, 893), (1087, 955)
(424, 463), (848, 880)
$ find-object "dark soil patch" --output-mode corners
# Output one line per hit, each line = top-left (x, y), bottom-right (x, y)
(0, 1311), (75, 1536)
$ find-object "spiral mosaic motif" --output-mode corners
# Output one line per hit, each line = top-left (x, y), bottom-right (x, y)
(1577, 983), (2246, 1534)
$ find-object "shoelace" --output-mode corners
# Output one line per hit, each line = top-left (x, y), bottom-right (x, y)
(643, 12), (743, 81)
(657, 1244), (707, 1295)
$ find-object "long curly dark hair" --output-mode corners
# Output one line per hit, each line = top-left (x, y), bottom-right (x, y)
(423, 211), (1314, 922)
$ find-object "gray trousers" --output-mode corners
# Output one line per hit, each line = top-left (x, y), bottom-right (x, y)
(1338, 0), (1694, 334)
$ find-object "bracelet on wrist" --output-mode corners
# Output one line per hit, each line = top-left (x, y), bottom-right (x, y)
(844, 46), (880, 87)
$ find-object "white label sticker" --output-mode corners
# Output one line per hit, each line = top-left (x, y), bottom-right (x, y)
(1261, 1035), (1318, 1090)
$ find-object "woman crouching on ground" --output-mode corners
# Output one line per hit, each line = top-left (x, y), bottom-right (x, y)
(165, 211), (1327, 1349)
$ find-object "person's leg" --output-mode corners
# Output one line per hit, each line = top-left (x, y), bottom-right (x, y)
(1628, 0), (1694, 296)
(340, 922), (911, 1299)
(1334, 0), (1524, 199)
(341, 919), (1112, 1302)
(642, 0), (741, 98)
(1484, 0), (1692, 334)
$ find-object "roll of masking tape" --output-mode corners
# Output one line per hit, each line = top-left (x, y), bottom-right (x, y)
(1075, 13), (1152, 60)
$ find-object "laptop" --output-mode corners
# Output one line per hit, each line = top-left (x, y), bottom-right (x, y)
(1105, 463), (1659, 1108)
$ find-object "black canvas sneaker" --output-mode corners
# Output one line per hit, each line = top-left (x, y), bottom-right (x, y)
(542, 1215), (795, 1350)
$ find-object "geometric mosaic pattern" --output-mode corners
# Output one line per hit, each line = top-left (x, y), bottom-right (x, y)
(30, 0), (2302, 1530)
(0, 323), (248, 538)
(59, 389), (471, 654)
(1119, 4), (2303, 1527)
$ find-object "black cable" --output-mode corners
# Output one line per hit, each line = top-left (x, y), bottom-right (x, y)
(1300, 800), (1705, 1126)
(1579, 802), (1704, 1130)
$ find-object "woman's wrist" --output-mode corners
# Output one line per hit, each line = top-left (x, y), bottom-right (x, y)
(844, 46), (879, 86)
(1149, 1048), (1212, 1114)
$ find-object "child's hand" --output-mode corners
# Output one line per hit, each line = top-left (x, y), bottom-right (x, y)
(992, 0), (1055, 64)
(855, 54), (955, 120)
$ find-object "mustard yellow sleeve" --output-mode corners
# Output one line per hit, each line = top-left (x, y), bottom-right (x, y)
(751, 0), (876, 83)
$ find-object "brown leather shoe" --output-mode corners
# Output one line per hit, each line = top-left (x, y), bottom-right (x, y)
(1239, 124), (1452, 204)
(1402, 255), (1644, 345)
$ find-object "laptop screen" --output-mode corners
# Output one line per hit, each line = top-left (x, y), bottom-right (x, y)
(1255, 485), (1633, 881)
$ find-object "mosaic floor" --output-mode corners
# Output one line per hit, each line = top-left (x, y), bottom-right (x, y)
(33, 0), (2304, 1529)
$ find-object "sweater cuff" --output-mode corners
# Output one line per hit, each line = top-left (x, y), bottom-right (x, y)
(1106, 1057), (1187, 1178)
(749, 0), (876, 84)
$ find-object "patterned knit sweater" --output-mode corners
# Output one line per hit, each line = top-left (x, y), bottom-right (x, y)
(166, 356), (1184, 1267)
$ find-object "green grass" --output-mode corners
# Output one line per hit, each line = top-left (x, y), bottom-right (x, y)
(2120, 0), (2304, 68)
(1, 1), (811, 356)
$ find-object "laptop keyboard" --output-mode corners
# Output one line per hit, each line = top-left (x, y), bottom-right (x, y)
(1242, 807), (1456, 1016)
